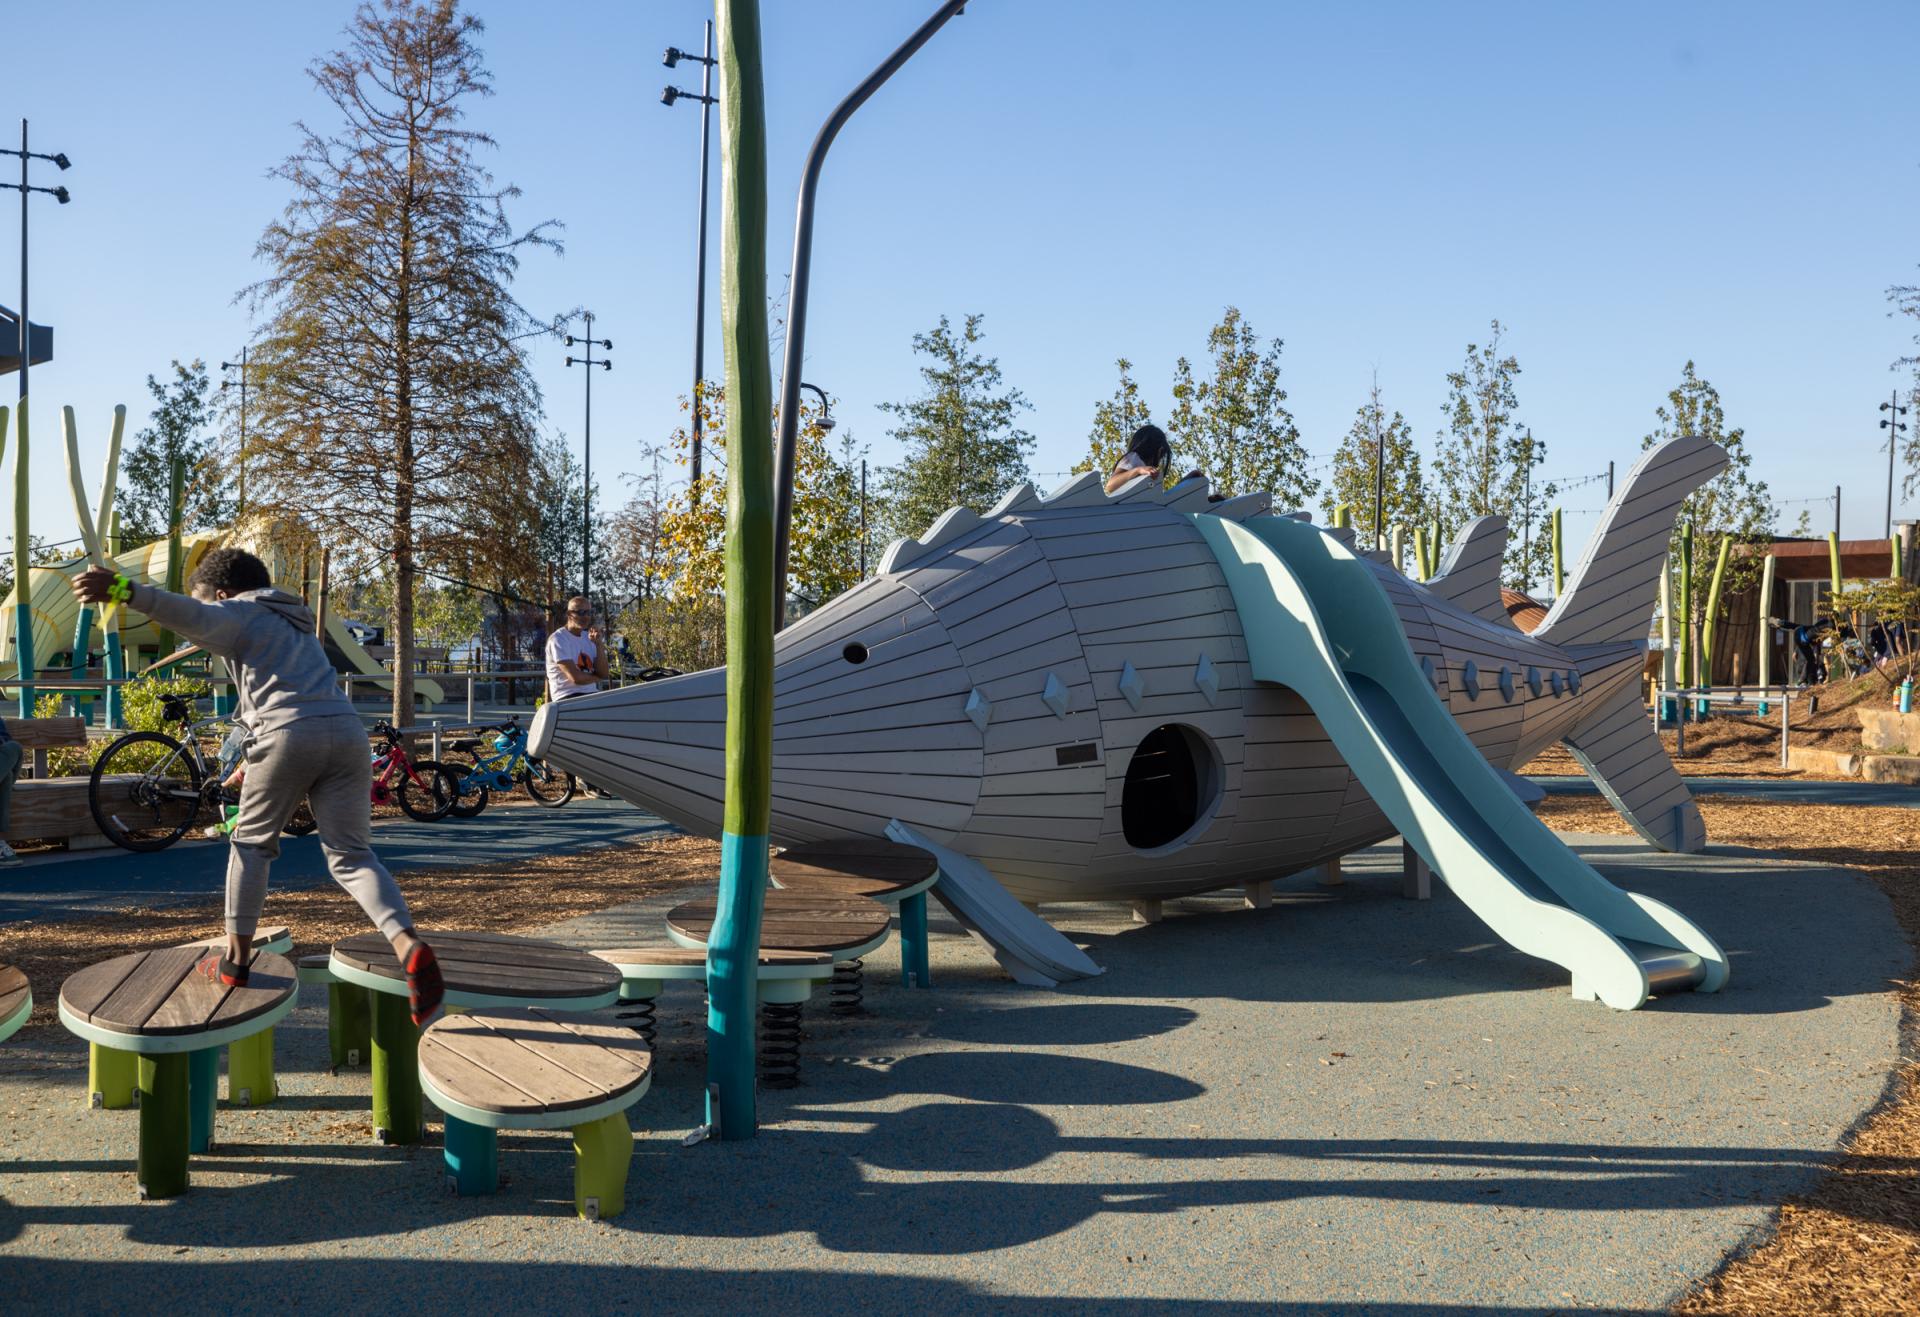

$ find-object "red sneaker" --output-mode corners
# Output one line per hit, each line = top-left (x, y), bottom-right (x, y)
(195, 952), (250, 988)
(405, 942), (445, 1028)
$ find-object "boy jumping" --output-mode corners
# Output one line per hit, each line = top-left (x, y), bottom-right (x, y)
(73, 549), (443, 1024)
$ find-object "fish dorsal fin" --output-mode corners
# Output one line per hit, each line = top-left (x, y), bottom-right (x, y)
(1327, 527), (1357, 549)
(876, 536), (924, 575)
(1159, 475), (1214, 512)
(1109, 471), (1163, 502)
(1201, 492), (1272, 522)
(986, 482), (1041, 518)
(1041, 471), (1110, 508)
(1427, 514), (1512, 625)
(917, 505), (985, 553)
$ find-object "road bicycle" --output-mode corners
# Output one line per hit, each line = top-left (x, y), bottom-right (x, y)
(445, 717), (575, 817)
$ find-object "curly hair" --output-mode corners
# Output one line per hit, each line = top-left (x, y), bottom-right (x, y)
(187, 547), (273, 596)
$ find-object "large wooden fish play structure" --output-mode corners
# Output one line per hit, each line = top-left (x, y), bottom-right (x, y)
(533, 435), (1732, 1010)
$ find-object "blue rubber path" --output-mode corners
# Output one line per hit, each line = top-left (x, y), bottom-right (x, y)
(0, 799), (673, 924)
(1531, 774), (1919, 808)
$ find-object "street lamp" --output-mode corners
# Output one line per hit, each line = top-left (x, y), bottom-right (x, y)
(1881, 393), (1908, 540)
(771, 0), (969, 631)
(663, 26), (717, 493)
(564, 312), (612, 602)
(799, 381), (835, 433)
(220, 348), (250, 516)
(0, 119), (71, 402)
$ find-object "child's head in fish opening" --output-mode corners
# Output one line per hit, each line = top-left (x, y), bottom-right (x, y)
(1105, 424), (1172, 494)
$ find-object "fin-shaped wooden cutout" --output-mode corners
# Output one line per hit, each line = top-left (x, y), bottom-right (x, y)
(1041, 470), (1110, 508)
(917, 505), (985, 554)
(877, 536), (926, 575)
(1427, 514), (1512, 625)
(1203, 493), (1272, 522)
(986, 481), (1041, 518)
(1327, 527), (1357, 549)
(1159, 475), (1214, 512)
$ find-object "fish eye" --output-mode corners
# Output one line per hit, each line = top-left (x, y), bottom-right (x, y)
(843, 642), (869, 665)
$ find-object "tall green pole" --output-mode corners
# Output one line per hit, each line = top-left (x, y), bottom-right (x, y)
(12, 397), (33, 717)
(1700, 535), (1732, 707)
(1550, 508), (1565, 597)
(1757, 550), (1775, 714)
(707, 0), (773, 1142)
(1677, 523), (1694, 711)
(1826, 530), (1842, 597)
(158, 454), (185, 656)
(104, 508), (124, 727)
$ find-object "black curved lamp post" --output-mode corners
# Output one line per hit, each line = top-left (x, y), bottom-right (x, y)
(769, 0), (969, 631)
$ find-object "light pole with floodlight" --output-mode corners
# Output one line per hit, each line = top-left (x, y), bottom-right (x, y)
(564, 313), (612, 601)
(1882, 392), (1909, 541)
(0, 119), (71, 402)
(664, 29), (718, 493)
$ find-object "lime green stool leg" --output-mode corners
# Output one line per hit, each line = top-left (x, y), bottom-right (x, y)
(330, 981), (371, 1070)
(571, 1110), (633, 1221)
(227, 1028), (278, 1106)
(136, 1053), (190, 1198)
(89, 1042), (138, 1109)
(370, 991), (422, 1145)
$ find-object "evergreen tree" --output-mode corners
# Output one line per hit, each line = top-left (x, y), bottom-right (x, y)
(120, 360), (236, 545)
(1432, 320), (1553, 585)
(241, 0), (558, 722)
(1324, 377), (1425, 549)
(1166, 307), (1316, 507)
(1071, 357), (1155, 480)
(1643, 361), (1774, 638)
(876, 314), (1034, 542)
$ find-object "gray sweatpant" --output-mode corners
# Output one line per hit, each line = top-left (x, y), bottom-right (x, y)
(225, 714), (412, 942)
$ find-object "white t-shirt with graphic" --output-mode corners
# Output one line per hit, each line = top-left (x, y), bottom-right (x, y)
(546, 628), (599, 699)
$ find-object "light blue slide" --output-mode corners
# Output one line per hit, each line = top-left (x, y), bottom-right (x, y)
(1196, 514), (1728, 1010)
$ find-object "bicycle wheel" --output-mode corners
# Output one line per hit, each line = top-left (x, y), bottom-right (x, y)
(282, 800), (318, 837)
(447, 763), (490, 818)
(398, 761), (459, 822)
(90, 731), (205, 852)
(520, 757), (575, 807)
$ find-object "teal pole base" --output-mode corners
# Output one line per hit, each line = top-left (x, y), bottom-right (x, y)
(705, 831), (768, 1142)
(899, 890), (931, 988)
(370, 992), (423, 1145)
(69, 607), (95, 722)
(188, 1047), (218, 1153)
(15, 601), (35, 719)
(442, 1115), (499, 1195)
(103, 632), (125, 728)
(136, 1053), (191, 1198)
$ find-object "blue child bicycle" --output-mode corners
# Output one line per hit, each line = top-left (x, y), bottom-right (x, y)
(446, 718), (575, 817)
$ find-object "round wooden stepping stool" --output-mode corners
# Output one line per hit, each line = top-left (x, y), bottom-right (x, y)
(331, 930), (621, 1147)
(418, 1007), (652, 1220)
(84, 926), (292, 1113)
(590, 946), (832, 1087)
(771, 839), (940, 990)
(666, 890), (893, 1017)
(0, 964), (31, 1043)
(58, 947), (297, 1198)
(297, 953), (372, 1073)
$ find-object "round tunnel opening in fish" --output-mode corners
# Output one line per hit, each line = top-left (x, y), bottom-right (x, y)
(1121, 724), (1224, 853)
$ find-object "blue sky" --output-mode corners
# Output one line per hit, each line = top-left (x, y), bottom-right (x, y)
(8, 0), (1919, 564)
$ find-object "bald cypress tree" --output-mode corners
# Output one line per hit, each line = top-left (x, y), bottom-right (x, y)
(243, 0), (557, 721)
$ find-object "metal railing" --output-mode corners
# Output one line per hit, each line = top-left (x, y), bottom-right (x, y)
(1654, 684), (1810, 767)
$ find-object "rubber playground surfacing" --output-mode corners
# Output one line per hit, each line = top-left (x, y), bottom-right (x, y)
(0, 831), (1908, 1313)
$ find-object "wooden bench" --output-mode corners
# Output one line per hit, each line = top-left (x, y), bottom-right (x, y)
(2, 717), (127, 851)
(59, 946), (298, 1198)
(418, 1007), (652, 1219)
(770, 839), (940, 990)
(591, 946), (833, 1087)
(85, 926), (293, 1110)
(666, 890), (893, 1017)
(0, 963), (29, 1043)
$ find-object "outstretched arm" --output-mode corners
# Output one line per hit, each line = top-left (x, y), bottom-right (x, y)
(72, 568), (250, 659)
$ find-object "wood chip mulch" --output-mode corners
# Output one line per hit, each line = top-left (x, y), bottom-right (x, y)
(1535, 794), (1920, 1315)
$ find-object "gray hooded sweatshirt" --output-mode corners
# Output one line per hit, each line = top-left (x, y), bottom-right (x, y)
(128, 584), (357, 733)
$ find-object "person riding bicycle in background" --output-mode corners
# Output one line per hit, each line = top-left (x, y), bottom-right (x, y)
(70, 548), (444, 1025)
(546, 594), (614, 799)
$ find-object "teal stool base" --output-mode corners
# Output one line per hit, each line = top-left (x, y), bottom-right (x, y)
(188, 1048), (218, 1153)
(443, 1115), (500, 1195)
(898, 891), (931, 988)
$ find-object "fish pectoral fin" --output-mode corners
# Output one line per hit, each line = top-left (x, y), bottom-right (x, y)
(885, 820), (1103, 985)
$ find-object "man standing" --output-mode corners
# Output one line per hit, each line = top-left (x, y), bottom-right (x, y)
(546, 596), (613, 798)
(545, 596), (608, 701)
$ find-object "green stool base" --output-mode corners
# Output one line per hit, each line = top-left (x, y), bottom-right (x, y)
(572, 1110), (632, 1221)
(329, 981), (371, 1071)
(227, 1027), (278, 1106)
(370, 991), (423, 1145)
(89, 1042), (139, 1110)
(136, 1053), (190, 1198)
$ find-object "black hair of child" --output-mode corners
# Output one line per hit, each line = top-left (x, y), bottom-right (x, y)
(188, 547), (274, 595)
(1125, 424), (1171, 470)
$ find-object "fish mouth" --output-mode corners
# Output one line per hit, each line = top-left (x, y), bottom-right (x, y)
(533, 668), (729, 835)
